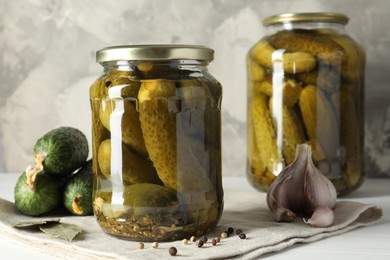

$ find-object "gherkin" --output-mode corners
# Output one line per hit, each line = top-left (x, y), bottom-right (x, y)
(33, 127), (89, 175)
(63, 160), (93, 216)
(14, 171), (62, 216)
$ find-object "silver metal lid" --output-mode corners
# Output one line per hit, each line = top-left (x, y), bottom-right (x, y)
(96, 44), (214, 63)
(263, 12), (349, 26)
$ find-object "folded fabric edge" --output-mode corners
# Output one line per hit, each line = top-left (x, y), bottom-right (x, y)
(354, 206), (383, 224)
(232, 205), (384, 259)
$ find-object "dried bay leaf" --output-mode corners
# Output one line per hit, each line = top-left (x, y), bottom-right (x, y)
(12, 218), (83, 242)
(40, 223), (83, 242)
(12, 219), (61, 228)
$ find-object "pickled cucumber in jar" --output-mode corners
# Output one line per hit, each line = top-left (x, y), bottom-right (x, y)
(90, 45), (223, 241)
(246, 13), (365, 195)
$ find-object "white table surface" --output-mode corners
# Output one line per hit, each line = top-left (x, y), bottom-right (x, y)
(1, 172), (389, 259)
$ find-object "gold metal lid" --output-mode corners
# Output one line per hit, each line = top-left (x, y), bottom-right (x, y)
(263, 12), (349, 26)
(96, 44), (214, 63)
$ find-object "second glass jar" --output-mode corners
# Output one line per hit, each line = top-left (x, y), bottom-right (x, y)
(90, 45), (223, 241)
(246, 13), (365, 195)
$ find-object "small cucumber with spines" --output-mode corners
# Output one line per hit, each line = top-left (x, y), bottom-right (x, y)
(63, 160), (93, 215)
(14, 171), (62, 216)
(33, 127), (89, 175)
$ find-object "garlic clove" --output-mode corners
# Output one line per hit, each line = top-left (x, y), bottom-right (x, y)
(304, 158), (337, 212)
(304, 206), (334, 227)
(267, 143), (310, 221)
(303, 144), (337, 216)
(267, 174), (296, 222)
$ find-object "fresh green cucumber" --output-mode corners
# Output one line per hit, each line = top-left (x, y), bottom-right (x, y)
(14, 171), (62, 216)
(63, 160), (93, 215)
(33, 127), (89, 175)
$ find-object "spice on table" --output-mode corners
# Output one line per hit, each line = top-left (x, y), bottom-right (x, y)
(239, 233), (246, 239)
(190, 236), (196, 242)
(182, 238), (189, 245)
(236, 229), (243, 235)
(169, 246), (178, 256)
(227, 227), (234, 234)
(220, 232), (228, 239)
(211, 238), (217, 246)
(215, 237), (221, 243)
(152, 242), (159, 249)
(138, 242), (144, 249)
(201, 236), (208, 243)
(197, 240), (204, 248)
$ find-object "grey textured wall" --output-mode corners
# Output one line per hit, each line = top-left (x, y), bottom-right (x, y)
(1, 0), (389, 176)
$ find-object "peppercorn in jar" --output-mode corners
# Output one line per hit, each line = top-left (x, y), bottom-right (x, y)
(90, 45), (223, 241)
(246, 13), (365, 195)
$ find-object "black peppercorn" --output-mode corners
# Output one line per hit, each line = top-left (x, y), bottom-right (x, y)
(227, 227), (234, 234)
(197, 240), (204, 248)
(239, 233), (246, 239)
(236, 229), (243, 235)
(169, 246), (177, 256)
(201, 236), (208, 243)
(211, 238), (217, 246)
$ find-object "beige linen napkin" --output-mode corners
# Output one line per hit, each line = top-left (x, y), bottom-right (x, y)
(0, 190), (382, 259)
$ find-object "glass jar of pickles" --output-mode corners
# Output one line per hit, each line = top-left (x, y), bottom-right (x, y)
(90, 45), (223, 241)
(246, 13), (365, 195)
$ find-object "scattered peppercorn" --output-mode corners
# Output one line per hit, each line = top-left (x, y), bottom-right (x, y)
(169, 246), (177, 256)
(197, 240), (204, 248)
(239, 233), (246, 239)
(138, 242), (144, 249)
(236, 229), (243, 235)
(190, 236), (196, 242)
(211, 238), (217, 246)
(152, 242), (159, 248)
(201, 236), (208, 243)
(182, 239), (189, 245)
(220, 232), (228, 239)
(227, 227), (234, 234)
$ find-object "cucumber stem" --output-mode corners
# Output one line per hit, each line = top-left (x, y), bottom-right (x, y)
(26, 153), (46, 191)
(72, 195), (84, 215)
